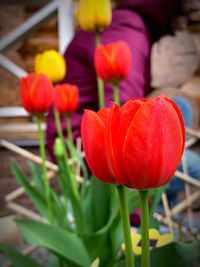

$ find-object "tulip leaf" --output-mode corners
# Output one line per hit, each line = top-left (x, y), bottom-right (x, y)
(82, 177), (122, 266)
(11, 160), (70, 229)
(0, 242), (42, 267)
(16, 219), (91, 267)
(81, 176), (116, 234)
(112, 240), (198, 267)
(127, 189), (140, 214)
(11, 159), (49, 219)
(56, 156), (84, 236)
(28, 160), (65, 222)
(28, 160), (44, 191)
(149, 185), (168, 217)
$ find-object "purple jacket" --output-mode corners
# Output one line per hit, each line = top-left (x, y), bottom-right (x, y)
(46, 0), (179, 160)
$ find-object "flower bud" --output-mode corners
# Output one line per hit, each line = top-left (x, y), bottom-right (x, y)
(35, 50), (66, 82)
(77, 0), (112, 32)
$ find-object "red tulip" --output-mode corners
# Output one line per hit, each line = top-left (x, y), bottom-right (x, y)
(54, 84), (79, 115)
(20, 73), (54, 115)
(81, 95), (185, 189)
(94, 40), (132, 84)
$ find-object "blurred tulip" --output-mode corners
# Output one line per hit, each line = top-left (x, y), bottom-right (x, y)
(94, 40), (132, 84)
(77, 0), (111, 32)
(54, 84), (79, 115)
(35, 50), (66, 82)
(81, 95), (185, 189)
(20, 73), (54, 115)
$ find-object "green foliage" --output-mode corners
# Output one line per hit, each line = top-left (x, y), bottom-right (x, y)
(112, 240), (198, 267)
(11, 160), (70, 229)
(0, 242), (42, 267)
(8, 152), (197, 267)
(16, 219), (91, 267)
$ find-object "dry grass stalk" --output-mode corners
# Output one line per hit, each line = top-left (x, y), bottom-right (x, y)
(161, 193), (174, 234)
(171, 190), (200, 216)
(6, 202), (46, 222)
(182, 152), (194, 231)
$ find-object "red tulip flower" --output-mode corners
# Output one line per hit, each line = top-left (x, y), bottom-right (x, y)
(94, 40), (132, 84)
(20, 73), (54, 115)
(81, 95), (185, 189)
(54, 84), (79, 115)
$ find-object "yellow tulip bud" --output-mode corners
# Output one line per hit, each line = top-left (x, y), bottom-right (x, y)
(77, 0), (112, 32)
(35, 50), (66, 83)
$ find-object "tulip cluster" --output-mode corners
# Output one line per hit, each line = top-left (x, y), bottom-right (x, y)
(81, 95), (185, 190)
(20, 73), (79, 117)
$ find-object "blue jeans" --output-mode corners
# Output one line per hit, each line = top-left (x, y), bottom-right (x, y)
(166, 149), (200, 203)
(166, 97), (200, 203)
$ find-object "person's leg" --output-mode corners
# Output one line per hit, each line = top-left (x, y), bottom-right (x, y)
(167, 149), (200, 204)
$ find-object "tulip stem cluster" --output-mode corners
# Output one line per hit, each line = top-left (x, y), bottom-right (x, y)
(117, 186), (135, 267)
(95, 31), (105, 109)
(54, 109), (78, 197)
(36, 116), (54, 224)
(139, 190), (150, 267)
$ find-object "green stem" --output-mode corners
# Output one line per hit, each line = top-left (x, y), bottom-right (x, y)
(95, 30), (104, 109)
(53, 109), (78, 197)
(65, 115), (73, 146)
(117, 186), (135, 267)
(95, 30), (100, 47)
(65, 114), (76, 175)
(113, 83), (120, 106)
(139, 190), (150, 267)
(36, 116), (53, 224)
(54, 109), (65, 145)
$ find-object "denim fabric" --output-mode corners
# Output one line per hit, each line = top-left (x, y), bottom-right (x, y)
(167, 149), (200, 203)
(166, 97), (200, 203)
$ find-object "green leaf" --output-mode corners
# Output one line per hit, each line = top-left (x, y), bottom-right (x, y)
(127, 189), (140, 214)
(112, 240), (198, 267)
(150, 240), (198, 267)
(28, 161), (44, 191)
(81, 176), (115, 233)
(82, 177), (121, 266)
(0, 242), (42, 267)
(11, 159), (49, 219)
(16, 219), (91, 267)
(149, 185), (168, 217)
(12, 160), (71, 229)
(57, 156), (84, 235)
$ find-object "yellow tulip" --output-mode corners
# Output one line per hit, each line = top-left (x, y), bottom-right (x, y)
(77, 0), (112, 32)
(35, 50), (66, 83)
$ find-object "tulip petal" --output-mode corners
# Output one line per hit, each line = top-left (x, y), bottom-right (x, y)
(105, 99), (146, 184)
(81, 109), (116, 184)
(112, 41), (132, 80)
(123, 96), (185, 189)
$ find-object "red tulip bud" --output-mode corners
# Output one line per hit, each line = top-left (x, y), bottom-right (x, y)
(94, 40), (132, 84)
(20, 73), (54, 115)
(54, 84), (79, 115)
(81, 95), (185, 189)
